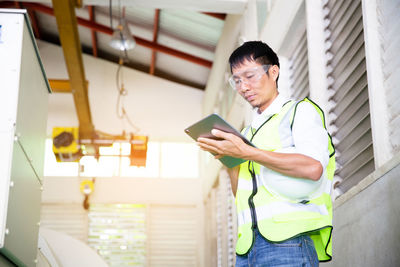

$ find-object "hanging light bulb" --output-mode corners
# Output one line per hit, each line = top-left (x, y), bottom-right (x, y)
(109, 18), (136, 51)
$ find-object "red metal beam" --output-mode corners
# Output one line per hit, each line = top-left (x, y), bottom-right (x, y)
(1, 2), (42, 39)
(23, 3), (212, 68)
(202, 12), (226, 20)
(0, 2), (14, 8)
(14, 1), (21, 8)
(27, 8), (41, 39)
(149, 9), (160, 75)
(88, 5), (98, 57)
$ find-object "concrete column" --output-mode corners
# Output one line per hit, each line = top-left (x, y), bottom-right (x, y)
(305, 0), (330, 115)
(240, 0), (258, 41)
(361, 0), (392, 167)
(260, 0), (304, 51)
(203, 15), (242, 116)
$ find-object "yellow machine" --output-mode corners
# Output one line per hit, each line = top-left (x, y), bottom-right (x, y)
(130, 135), (149, 167)
(52, 127), (81, 162)
(52, 127), (148, 167)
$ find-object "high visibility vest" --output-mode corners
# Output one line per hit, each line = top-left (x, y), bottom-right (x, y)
(235, 98), (335, 262)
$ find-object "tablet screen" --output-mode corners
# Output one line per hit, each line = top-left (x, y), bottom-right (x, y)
(184, 114), (254, 168)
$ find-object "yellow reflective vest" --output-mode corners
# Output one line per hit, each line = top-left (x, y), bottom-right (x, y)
(236, 98), (335, 262)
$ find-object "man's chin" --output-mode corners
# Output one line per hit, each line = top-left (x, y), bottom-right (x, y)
(250, 101), (259, 109)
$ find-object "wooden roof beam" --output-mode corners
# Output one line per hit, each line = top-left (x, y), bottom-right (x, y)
(0, 2), (14, 8)
(14, 1), (21, 8)
(202, 12), (226, 20)
(149, 9), (160, 75)
(88, 5), (98, 57)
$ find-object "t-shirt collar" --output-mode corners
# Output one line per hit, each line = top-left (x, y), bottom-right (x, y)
(251, 94), (290, 128)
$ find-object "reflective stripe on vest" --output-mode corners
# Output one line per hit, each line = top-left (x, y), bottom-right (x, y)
(235, 98), (335, 262)
(238, 201), (329, 226)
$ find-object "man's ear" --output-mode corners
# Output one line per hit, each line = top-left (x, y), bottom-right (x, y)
(270, 65), (280, 81)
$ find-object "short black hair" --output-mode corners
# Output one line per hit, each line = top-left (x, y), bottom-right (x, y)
(229, 41), (280, 75)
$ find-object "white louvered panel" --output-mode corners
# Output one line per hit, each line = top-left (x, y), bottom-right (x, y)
(288, 29), (309, 100)
(216, 182), (223, 267)
(378, 0), (400, 153)
(223, 174), (236, 267)
(204, 188), (218, 267)
(216, 171), (236, 267)
(40, 203), (88, 242)
(88, 204), (146, 266)
(148, 205), (197, 267)
(323, 0), (374, 193)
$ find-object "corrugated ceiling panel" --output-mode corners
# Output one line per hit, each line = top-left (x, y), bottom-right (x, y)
(155, 52), (210, 86)
(31, 3), (221, 88)
(96, 6), (155, 41)
(94, 6), (221, 61)
(159, 9), (223, 48)
(96, 33), (153, 65)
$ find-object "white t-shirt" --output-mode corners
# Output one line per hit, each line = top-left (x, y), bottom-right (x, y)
(250, 94), (330, 200)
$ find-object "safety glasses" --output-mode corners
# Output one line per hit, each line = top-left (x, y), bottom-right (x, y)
(228, 65), (271, 90)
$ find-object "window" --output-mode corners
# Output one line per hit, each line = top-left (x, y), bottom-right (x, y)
(160, 142), (199, 178)
(88, 204), (146, 266)
(44, 139), (199, 178)
(120, 142), (160, 178)
(88, 204), (198, 266)
(44, 139), (79, 176)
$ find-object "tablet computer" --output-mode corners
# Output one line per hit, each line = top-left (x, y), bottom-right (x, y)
(184, 114), (254, 168)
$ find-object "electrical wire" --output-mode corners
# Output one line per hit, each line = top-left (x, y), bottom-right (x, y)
(108, 1), (139, 133)
(115, 57), (140, 133)
(118, 0), (121, 25)
(123, 47), (129, 61)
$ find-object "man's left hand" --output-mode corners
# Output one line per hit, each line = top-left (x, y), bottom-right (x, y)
(197, 129), (250, 159)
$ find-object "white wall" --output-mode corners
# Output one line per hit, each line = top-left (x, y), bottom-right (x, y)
(37, 40), (204, 142)
(41, 177), (202, 205)
(324, 153), (400, 266)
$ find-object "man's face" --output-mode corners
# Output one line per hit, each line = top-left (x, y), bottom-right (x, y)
(231, 60), (279, 113)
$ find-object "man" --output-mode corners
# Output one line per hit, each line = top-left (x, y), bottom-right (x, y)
(197, 41), (334, 266)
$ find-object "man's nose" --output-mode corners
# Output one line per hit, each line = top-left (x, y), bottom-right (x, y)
(239, 80), (251, 92)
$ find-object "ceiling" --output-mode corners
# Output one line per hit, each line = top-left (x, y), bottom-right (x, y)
(1, 0), (248, 89)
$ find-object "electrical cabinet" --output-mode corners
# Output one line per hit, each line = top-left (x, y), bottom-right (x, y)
(0, 9), (50, 266)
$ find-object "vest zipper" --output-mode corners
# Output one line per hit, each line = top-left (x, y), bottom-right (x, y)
(247, 113), (278, 230)
(248, 167), (258, 230)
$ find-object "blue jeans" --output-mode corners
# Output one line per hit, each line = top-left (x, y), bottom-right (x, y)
(235, 229), (319, 267)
